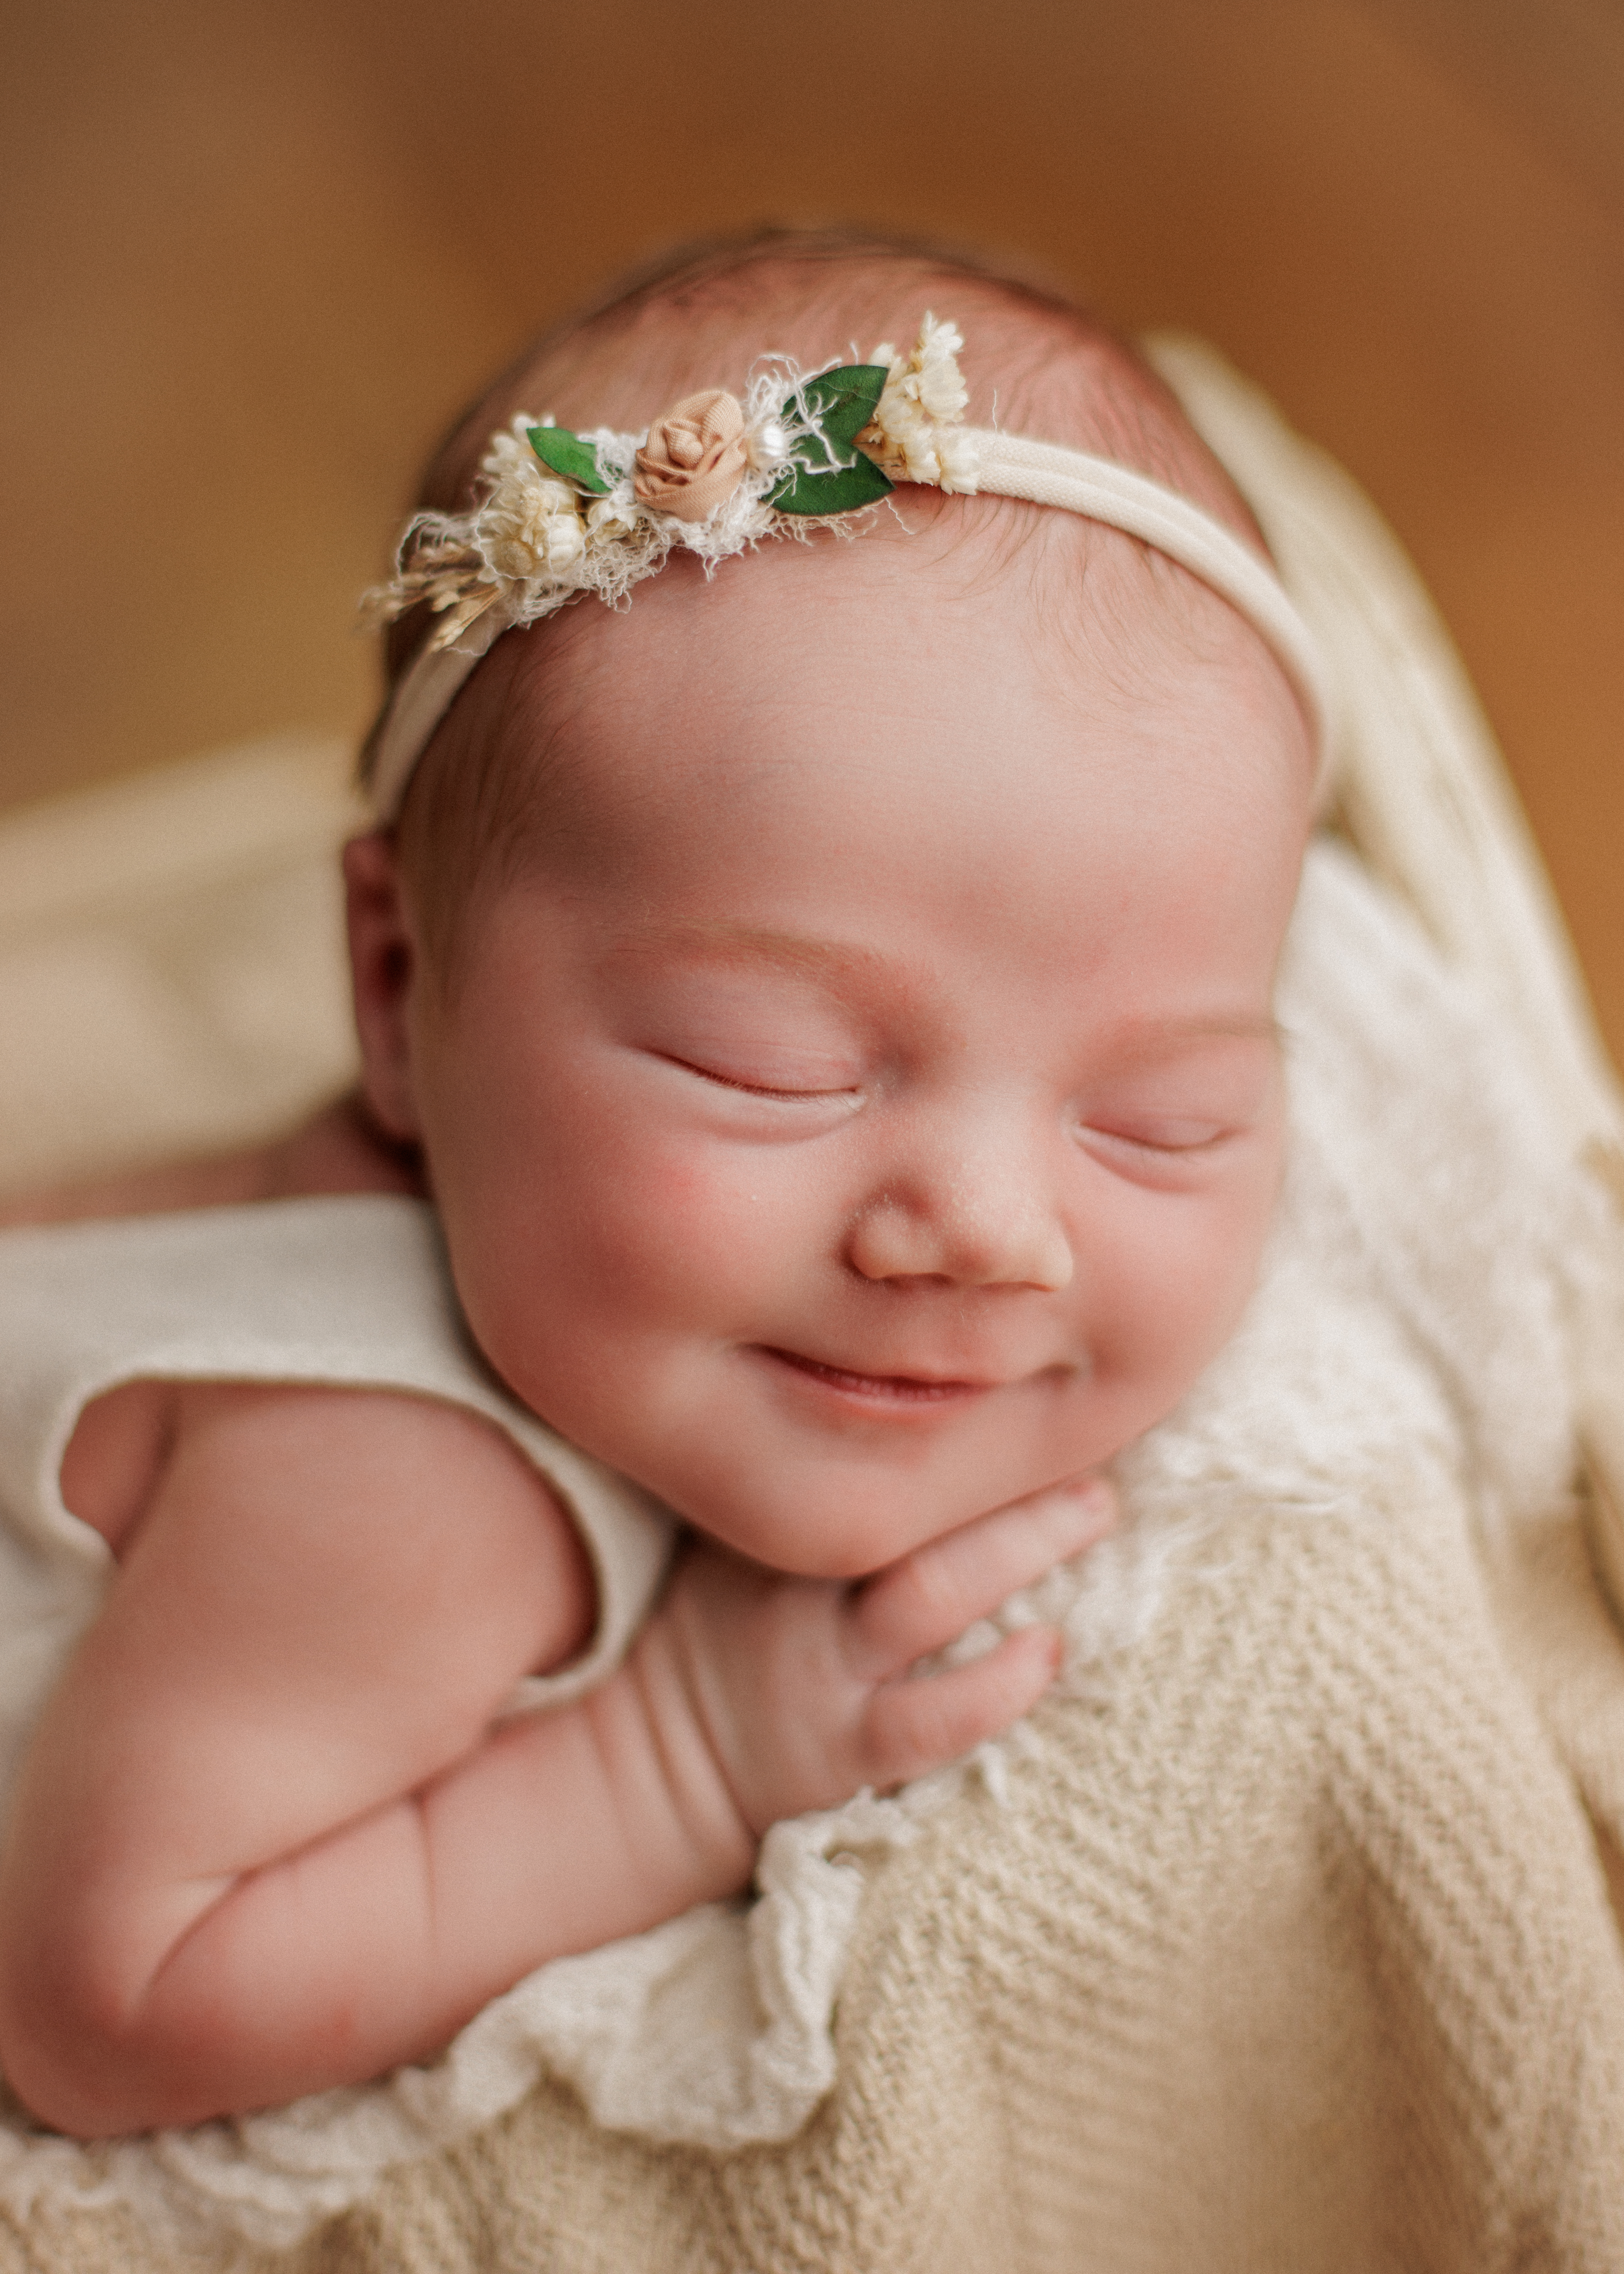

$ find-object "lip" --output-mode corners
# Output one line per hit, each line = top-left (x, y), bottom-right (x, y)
(752, 1345), (998, 1410)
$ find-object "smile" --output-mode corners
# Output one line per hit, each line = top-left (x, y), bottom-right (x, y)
(753, 1346), (995, 1409)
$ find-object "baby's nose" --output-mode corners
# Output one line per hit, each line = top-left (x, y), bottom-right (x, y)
(845, 1144), (1074, 1293)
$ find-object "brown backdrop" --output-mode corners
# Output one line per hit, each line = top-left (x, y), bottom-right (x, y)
(2, 0), (1620, 1058)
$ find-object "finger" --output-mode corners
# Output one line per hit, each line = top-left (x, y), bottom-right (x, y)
(850, 1476), (1116, 1678)
(860, 1627), (1061, 1789)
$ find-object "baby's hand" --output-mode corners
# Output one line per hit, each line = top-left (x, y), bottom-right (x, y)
(643, 1475), (1117, 1847)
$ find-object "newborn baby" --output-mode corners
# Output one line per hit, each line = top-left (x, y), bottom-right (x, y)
(0, 236), (1320, 2139)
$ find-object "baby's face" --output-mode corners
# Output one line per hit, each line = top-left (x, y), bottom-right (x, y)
(386, 522), (1313, 1576)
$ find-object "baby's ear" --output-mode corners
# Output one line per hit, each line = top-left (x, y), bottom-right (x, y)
(342, 832), (424, 1142)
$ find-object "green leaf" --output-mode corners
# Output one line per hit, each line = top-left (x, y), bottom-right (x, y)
(527, 425), (610, 495)
(770, 364), (894, 516)
(801, 363), (889, 449)
(770, 455), (895, 516)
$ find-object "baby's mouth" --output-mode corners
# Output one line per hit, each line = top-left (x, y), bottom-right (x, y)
(753, 1346), (994, 1406)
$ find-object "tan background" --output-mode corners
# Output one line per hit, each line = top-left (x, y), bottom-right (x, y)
(2, 0), (1620, 1058)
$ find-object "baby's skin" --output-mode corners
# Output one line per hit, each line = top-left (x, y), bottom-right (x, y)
(0, 395), (1312, 2138)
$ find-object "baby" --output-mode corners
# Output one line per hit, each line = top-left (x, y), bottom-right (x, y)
(0, 233), (1320, 2141)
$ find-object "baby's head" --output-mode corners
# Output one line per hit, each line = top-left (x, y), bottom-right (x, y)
(348, 231), (1319, 1576)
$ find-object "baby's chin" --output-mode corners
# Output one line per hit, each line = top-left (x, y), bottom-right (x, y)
(639, 1417), (1141, 1583)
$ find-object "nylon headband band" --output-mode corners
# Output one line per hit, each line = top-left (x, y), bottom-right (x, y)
(971, 435), (1332, 749)
(366, 433), (1332, 823)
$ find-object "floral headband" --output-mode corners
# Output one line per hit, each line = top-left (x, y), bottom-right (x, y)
(362, 316), (1331, 819)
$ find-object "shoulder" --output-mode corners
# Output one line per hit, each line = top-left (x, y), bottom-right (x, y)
(68, 1378), (596, 1675)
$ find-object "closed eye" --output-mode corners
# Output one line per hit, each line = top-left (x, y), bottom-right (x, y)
(1076, 1121), (1234, 1178)
(656, 1053), (863, 1103)
(1088, 1121), (1228, 1154)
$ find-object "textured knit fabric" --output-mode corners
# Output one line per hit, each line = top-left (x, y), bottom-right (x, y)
(289, 1507), (1624, 2274)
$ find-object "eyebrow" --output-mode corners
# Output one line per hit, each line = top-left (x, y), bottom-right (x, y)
(604, 924), (893, 987)
(1111, 1014), (1282, 1046)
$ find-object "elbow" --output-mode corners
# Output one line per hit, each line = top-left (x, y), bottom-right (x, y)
(0, 2031), (143, 2142)
(0, 1923), (207, 2138)
(0, 2003), (222, 2140)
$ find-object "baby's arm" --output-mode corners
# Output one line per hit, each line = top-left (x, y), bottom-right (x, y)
(0, 1384), (1110, 2138)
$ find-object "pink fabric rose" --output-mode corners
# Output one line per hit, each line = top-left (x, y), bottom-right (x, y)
(633, 390), (750, 522)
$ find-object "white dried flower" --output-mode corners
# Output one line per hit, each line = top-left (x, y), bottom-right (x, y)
(911, 315), (969, 423)
(484, 428), (523, 473)
(875, 386), (941, 485)
(935, 428), (983, 495)
(477, 463), (586, 581)
(586, 494), (639, 543)
(864, 312), (971, 489)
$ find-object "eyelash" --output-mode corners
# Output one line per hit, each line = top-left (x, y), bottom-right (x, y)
(664, 1055), (860, 1103)
(1079, 1123), (1230, 1164)
(663, 1056), (1239, 1148)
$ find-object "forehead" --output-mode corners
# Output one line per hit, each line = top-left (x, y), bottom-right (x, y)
(430, 510), (1314, 1055)
(488, 499), (1313, 892)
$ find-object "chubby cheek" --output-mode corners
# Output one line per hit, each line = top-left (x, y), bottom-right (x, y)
(1081, 1154), (1283, 1450)
(436, 1084), (813, 1407)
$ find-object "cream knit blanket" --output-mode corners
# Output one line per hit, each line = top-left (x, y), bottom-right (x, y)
(0, 348), (1622, 2272)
